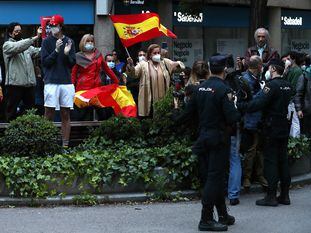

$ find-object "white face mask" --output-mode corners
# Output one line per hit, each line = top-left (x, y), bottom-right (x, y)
(138, 55), (146, 62)
(151, 54), (161, 63)
(107, 61), (115, 69)
(301, 65), (306, 70)
(51, 26), (60, 35)
(265, 70), (271, 80)
(285, 59), (291, 68)
(84, 43), (94, 52)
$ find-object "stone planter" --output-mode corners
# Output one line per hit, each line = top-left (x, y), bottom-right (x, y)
(290, 154), (311, 177)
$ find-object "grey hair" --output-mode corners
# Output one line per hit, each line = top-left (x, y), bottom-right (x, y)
(254, 28), (270, 45)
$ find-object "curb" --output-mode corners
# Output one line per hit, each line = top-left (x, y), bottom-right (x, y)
(0, 173), (310, 207)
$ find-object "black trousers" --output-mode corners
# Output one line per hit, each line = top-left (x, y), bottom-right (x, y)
(301, 115), (311, 137)
(263, 136), (291, 191)
(197, 141), (229, 206)
(5, 85), (35, 121)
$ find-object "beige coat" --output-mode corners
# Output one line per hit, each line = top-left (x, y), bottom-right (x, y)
(3, 38), (40, 86)
(128, 58), (185, 116)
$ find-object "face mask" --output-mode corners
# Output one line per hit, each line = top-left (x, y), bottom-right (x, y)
(138, 55), (146, 62)
(265, 70), (271, 80)
(301, 65), (306, 70)
(84, 43), (94, 52)
(51, 26), (60, 35)
(152, 54), (161, 63)
(107, 61), (115, 69)
(285, 59), (291, 67)
(13, 33), (22, 41)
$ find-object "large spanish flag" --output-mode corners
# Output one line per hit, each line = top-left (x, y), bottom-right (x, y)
(110, 13), (177, 47)
(74, 84), (137, 118)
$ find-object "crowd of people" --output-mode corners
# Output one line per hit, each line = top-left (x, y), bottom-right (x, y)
(0, 14), (310, 231)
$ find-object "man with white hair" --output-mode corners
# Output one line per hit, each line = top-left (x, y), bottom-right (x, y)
(244, 28), (280, 69)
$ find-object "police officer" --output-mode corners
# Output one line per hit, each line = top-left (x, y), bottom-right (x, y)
(174, 56), (240, 231)
(238, 59), (293, 206)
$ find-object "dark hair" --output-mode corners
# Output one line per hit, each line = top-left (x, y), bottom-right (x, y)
(281, 53), (289, 60)
(184, 67), (191, 77)
(105, 53), (113, 60)
(289, 51), (304, 66)
(7, 22), (21, 35)
(226, 54), (234, 68)
(271, 65), (284, 75)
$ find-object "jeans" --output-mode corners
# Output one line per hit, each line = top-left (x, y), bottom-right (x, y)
(228, 135), (242, 200)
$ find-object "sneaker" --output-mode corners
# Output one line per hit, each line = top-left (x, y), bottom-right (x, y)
(229, 198), (240, 206)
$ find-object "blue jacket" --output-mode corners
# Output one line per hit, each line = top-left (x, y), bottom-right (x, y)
(243, 71), (262, 130)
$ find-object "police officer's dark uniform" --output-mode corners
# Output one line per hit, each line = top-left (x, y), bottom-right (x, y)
(238, 59), (293, 206)
(174, 56), (240, 231)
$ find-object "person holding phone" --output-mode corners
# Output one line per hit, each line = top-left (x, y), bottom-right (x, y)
(2, 22), (42, 121)
(41, 14), (76, 148)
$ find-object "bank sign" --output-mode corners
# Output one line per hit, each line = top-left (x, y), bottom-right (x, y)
(281, 9), (311, 29)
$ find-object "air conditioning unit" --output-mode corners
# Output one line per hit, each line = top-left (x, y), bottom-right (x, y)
(96, 0), (113, 15)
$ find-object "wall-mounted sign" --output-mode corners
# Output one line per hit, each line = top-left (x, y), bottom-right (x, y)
(173, 12), (203, 23)
(281, 9), (311, 29)
(172, 5), (249, 28)
(130, 0), (144, 5)
(281, 16), (302, 26)
(173, 39), (203, 67)
(291, 39), (311, 54)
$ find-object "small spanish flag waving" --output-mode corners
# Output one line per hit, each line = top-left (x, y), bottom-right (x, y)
(110, 13), (177, 48)
(74, 84), (137, 118)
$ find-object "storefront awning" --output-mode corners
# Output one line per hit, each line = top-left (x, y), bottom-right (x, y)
(0, 0), (94, 25)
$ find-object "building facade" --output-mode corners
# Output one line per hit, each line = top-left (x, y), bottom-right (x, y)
(0, 0), (310, 68)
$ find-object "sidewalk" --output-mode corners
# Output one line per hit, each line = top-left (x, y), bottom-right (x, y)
(0, 172), (310, 207)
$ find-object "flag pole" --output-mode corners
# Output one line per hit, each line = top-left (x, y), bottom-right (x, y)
(124, 46), (131, 58)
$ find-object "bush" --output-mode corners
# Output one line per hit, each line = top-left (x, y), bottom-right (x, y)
(0, 110), (61, 157)
(287, 135), (311, 160)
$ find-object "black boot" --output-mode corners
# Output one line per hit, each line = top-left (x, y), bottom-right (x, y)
(277, 186), (290, 205)
(256, 190), (278, 206)
(198, 205), (228, 231)
(216, 203), (235, 226)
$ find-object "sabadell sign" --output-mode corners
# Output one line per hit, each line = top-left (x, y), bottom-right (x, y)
(281, 16), (303, 26)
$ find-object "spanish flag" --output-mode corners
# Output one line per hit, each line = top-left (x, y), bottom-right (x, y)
(110, 13), (177, 48)
(74, 84), (137, 118)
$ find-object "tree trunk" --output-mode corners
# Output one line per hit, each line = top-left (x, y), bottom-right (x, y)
(248, 0), (268, 47)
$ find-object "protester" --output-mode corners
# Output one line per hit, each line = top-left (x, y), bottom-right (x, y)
(284, 51), (304, 138)
(294, 54), (311, 137)
(126, 43), (185, 117)
(173, 56), (240, 231)
(105, 54), (126, 85)
(71, 34), (119, 121)
(2, 22), (41, 121)
(238, 59), (292, 206)
(137, 49), (146, 63)
(41, 14), (76, 148)
(225, 55), (252, 205)
(126, 49), (147, 103)
(238, 28), (279, 74)
(112, 49), (125, 74)
(241, 55), (268, 190)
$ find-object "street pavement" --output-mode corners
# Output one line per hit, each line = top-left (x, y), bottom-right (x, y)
(0, 185), (310, 233)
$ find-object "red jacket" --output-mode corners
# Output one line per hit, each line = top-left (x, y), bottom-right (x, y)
(71, 49), (119, 92)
